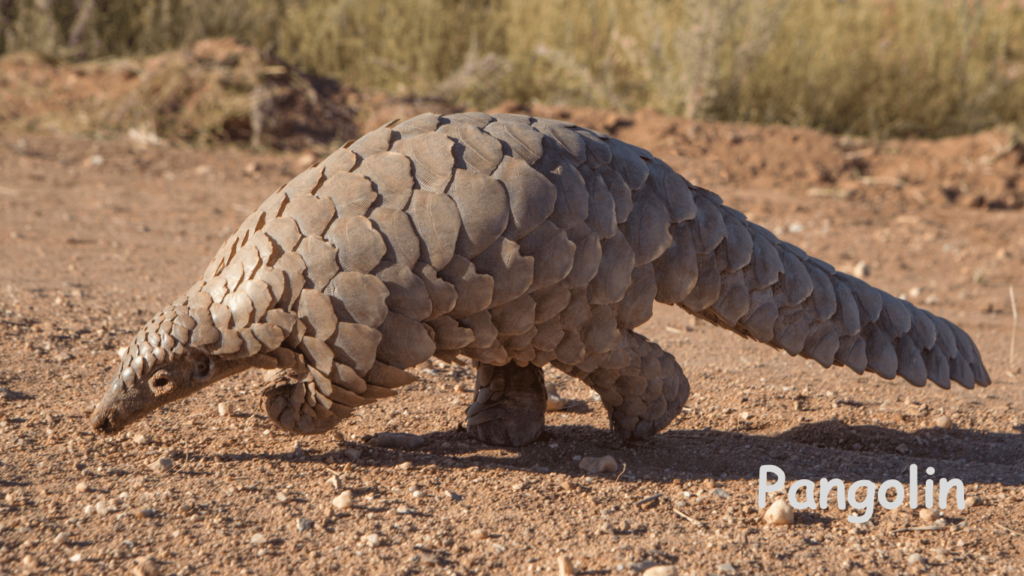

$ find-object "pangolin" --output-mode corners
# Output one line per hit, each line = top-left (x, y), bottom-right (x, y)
(90, 112), (991, 446)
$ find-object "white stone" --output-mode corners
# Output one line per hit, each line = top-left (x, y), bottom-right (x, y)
(641, 566), (678, 576)
(149, 458), (173, 474)
(852, 261), (870, 278)
(557, 555), (575, 576)
(217, 402), (232, 417)
(764, 499), (795, 526)
(332, 490), (353, 510)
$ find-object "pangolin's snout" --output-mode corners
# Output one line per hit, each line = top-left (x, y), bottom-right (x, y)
(90, 376), (132, 434)
(91, 410), (113, 433)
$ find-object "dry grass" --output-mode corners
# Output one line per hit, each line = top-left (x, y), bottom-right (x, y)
(2, 0), (1023, 137)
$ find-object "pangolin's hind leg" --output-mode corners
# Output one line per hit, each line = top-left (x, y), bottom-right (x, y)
(466, 362), (547, 446)
(576, 330), (690, 441)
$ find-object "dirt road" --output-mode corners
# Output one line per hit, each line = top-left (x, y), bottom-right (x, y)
(1, 108), (1022, 575)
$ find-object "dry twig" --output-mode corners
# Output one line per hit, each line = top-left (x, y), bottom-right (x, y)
(673, 508), (703, 526)
(1010, 287), (1019, 373)
(637, 494), (662, 507)
(889, 525), (949, 533)
(995, 522), (1024, 538)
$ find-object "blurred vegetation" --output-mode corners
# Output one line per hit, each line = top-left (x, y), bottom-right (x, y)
(2, 0), (1023, 138)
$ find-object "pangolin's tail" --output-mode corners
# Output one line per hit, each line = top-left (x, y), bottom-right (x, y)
(651, 186), (990, 390)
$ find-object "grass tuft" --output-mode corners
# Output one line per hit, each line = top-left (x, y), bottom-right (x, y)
(2, 0), (1022, 137)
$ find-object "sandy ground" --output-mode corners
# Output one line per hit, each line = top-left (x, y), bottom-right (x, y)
(1, 103), (1023, 576)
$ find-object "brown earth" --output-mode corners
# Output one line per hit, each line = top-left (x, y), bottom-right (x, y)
(1, 75), (1024, 575)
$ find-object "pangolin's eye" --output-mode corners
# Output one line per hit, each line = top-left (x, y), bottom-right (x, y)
(195, 358), (211, 378)
(153, 377), (169, 387)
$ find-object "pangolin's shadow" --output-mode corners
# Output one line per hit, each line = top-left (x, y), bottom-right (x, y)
(214, 419), (1022, 487)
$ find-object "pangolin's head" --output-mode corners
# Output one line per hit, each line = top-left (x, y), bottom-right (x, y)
(90, 299), (250, 434)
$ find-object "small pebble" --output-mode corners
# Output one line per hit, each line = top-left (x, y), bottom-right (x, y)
(545, 383), (567, 412)
(716, 563), (737, 575)
(578, 455), (618, 474)
(557, 555), (575, 576)
(372, 433), (425, 449)
(934, 415), (954, 429)
(396, 504), (411, 515)
(711, 488), (730, 499)
(21, 555), (38, 569)
(276, 491), (289, 503)
(296, 518), (313, 532)
(75, 482), (90, 493)
(764, 499), (795, 525)
(70, 553), (83, 563)
(54, 532), (68, 545)
(907, 553), (925, 566)
(964, 496), (980, 508)
(641, 566), (678, 576)
(95, 499), (114, 515)
(470, 528), (489, 540)
(360, 533), (381, 547)
(327, 475), (342, 490)
(853, 260), (870, 278)
(83, 504), (95, 516)
(412, 490), (425, 499)
(217, 402), (232, 417)
(919, 508), (941, 522)
(133, 434), (150, 445)
(149, 458), (173, 474)
(396, 461), (413, 470)
(133, 555), (160, 576)
(332, 490), (353, 510)
(250, 534), (267, 545)
(135, 508), (156, 519)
